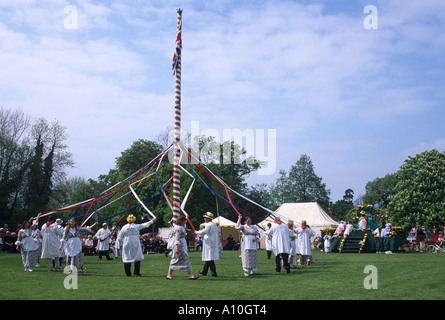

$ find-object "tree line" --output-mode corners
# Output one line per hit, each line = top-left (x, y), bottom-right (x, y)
(1, 107), (444, 229)
(0, 108), (73, 225)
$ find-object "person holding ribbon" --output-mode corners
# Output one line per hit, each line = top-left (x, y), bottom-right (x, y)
(118, 214), (156, 277)
(59, 218), (98, 274)
(15, 217), (40, 272)
(166, 215), (199, 280)
(196, 212), (220, 277)
(236, 215), (260, 276)
(94, 223), (113, 261)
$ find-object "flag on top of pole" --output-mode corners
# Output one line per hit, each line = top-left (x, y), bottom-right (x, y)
(172, 10), (182, 75)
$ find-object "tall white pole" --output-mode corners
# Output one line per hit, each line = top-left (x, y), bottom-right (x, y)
(172, 9), (183, 224)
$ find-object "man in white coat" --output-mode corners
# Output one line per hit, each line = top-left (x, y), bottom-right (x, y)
(295, 220), (316, 266)
(95, 223), (113, 261)
(266, 217), (291, 273)
(40, 215), (63, 272)
(195, 212), (220, 277)
(118, 214), (156, 276)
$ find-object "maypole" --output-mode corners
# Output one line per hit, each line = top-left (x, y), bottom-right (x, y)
(172, 8), (183, 224)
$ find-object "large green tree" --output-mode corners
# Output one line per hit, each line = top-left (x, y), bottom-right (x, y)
(271, 154), (331, 210)
(332, 189), (355, 221)
(363, 173), (397, 209)
(0, 109), (73, 224)
(386, 149), (445, 228)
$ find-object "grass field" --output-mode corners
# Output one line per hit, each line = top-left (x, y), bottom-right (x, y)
(1, 249), (444, 301)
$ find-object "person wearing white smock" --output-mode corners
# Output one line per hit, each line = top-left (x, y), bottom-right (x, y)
(60, 218), (98, 274)
(295, 220), (316, 266)
(118, 214), (156, 277)
(323, 234), (332, 253)
(287, 220), (298, 269)
(40, 214), (64, 272)
(95, 223), (113, 260)
(15, 218), (40, 272)
(266, 217), (291, 273)
(195, 212), (220, 277)
(345, 221), (353, 235)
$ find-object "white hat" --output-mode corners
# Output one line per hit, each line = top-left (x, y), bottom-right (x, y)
(203, 212), (214, 219)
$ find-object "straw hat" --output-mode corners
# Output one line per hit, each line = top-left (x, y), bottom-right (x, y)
(203, 212), (214, 220)
(55, 218), (63, 225)
(127, 214), (136, 223)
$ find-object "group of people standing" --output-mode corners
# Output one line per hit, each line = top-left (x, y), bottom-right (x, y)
(166, 212), (317, 279)
(264, 217), (315, 273)
(12, 213), (100, 273)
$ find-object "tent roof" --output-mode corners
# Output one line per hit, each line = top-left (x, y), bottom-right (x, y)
(199, 216), (236, 229)
(260, 202), (338, 230)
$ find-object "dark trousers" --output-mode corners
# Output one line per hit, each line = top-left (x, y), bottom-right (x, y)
(275, 253), (290, 273)
(124, 261), (141, 276)
(267, 250), (272, 259)
(98, 250), (113, 260)
(201, 260), (217, 276)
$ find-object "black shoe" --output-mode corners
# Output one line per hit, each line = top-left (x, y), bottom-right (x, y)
(198, 271), (207, 276)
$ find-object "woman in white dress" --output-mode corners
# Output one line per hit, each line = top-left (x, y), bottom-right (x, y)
(117, 214), (156, 277)
(15, 218), (40, 272)
(166, 215), (199, 280)
(236, 215), (260, 276)
(59, 218), (98, 274)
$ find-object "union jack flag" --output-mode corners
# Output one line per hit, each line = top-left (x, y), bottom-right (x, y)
(172, 18), (182, 75)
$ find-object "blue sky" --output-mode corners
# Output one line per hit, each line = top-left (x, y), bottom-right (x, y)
(1, 0), (444, 202)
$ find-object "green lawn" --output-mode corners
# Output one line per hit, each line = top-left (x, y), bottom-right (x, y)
(1, 249), (444, 300)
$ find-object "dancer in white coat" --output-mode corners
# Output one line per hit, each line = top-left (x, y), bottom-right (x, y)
(196, 212), (220, 277)
(118, 214), (156, 277)
(295, 220), (316, 265)
(95, 223), (113, 260)
(266, 217), (292, 273)
(40, 214), (63, 272)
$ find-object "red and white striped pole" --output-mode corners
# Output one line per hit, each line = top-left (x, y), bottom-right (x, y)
(172, 9), (183, 225)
